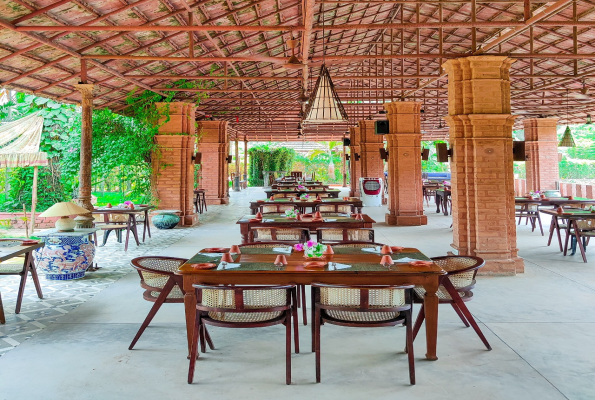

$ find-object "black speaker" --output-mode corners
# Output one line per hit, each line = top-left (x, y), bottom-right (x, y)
(421, 148), (430, 161)
(194, 152), (202, 164)
(226, 155), (233, 163)
(513, 141), (526, 162)
(436, 143), (452, 163)
(379, 148), (389, 160)
(375, 120), (389, 135)
(343, 137), (351, 146)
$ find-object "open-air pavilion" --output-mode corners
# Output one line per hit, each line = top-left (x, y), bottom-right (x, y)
(0, 0), (594, 398)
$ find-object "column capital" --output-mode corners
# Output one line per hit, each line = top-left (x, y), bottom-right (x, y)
(73, 83), (94, 97)
(384, 101), (422, 135)
(384, 101), (421, 115)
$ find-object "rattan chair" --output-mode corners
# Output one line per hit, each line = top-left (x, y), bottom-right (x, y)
(412, 255), (491, 350)
(259, 204), (299, 214)
(315, 204), (354, 214)
(272, 193), (294, 199)
(547, 213), (568, 252)
(0, 239), (43, 316)
(564, 218), (595, 262)
(316, 228), (375, 244)
(331, 241), (386, 249)
(423, 184), (439, 207)
(250, 227), (309, 243)
(290, 171), (303, 179)
(128, 256), (215, 350)
(188, 284), (298, 385)
(316, 193), (331, 198)
(312, 283), (415, 385)
(239, 242), (309, 326)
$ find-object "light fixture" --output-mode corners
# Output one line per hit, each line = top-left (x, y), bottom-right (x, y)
(559, 89), (576, 148)
(38, 202), (91, 232)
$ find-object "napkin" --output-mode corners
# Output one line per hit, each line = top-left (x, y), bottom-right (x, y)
(338, 213), (350, 217)
(262, 218), (275, 222)
(202, 253), (226, 257)
(330, 263), (351, 270)
(324, 218), (337, 222)
(273, 247), (292, 254)
(217, 263), (241, 270)
(393, 257), (425, 263)
(362, 247), (381, 253)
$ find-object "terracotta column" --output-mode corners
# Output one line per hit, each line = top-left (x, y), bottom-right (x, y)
(244, 138), (248, 184)
(523, 118), (560, 193)
(233, 138), (240, 191)
(383, 102), (427, 226)
(443, 56), (523, 275)
(196, 120), (230, 205)
(73, 83), (95, 228)
(358, 120), (385, 180)
(348, 125), (361, 196)
(152, 102), (198, 226)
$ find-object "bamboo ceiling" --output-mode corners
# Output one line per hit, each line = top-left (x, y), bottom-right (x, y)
(0, 0), (594, 141)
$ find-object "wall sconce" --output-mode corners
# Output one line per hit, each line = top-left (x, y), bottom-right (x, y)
(379, 148), (389, 160)
(353, 152), (361, 161)
(436, 143), (453, 163)
(226, 155), (233, 163)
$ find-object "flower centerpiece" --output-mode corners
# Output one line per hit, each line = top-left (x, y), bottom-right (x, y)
(300, 193), (310, 200)
(294, 240), (326, 259)
(284, 209), (298, 219)
(529, 190), (540, 199)
(442, 180), (451, 186)
(297, 184), (306, 191)
(121, 200), (135, 209)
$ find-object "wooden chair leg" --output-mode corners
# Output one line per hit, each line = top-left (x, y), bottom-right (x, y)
(291, 289), (300, 354)
(573, 222), (588, 263)
(286, 309), (292, 385)
(411, 304), (425, 343)
(187, 310), (201, 384)
(547, 218), (555, 246)
(28, 263), (43, 299)
(129, 279), (175, 350)
(451, 302), (470, 327)
(315, 306), (321, 383)
(203, 325), (215, 350)
(405, 309), (415, 385)
(15, 267), (29, 314)
(301, 284), (307, 325)
(442, 279), (491, 350)
(100, 229), (112, 246)
(199, 321), (207, 354)
(0, 291), (5, 324)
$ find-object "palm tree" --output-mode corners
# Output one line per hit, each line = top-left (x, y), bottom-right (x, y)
(306, 141), (342, 182)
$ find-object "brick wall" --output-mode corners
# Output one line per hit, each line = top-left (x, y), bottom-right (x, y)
(358, 120), (385, 180)
(384, 101), (427, 226)
(196, 120), (230, 205)
(0, 212), (59, 229)
(523, 118), (560, 192)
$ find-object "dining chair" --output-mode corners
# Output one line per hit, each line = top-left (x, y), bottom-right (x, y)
(564, 218), (595, 262)
(546, 212), (568, 252)
(239, 242), (309, 325)
(250, 227), (310, 243)
(312, 283), (415, 385)
(515, 203), (544, 235)
(315, 204), (354, 214)
(331, 241), (386, 249)
(0, 239), (43, 315)
(316, 228), (375, 244)
(188, 284), (298, 385)
(260, 204), (299, 214)
(411, 255), (491, 350)
(290, 171), (303, 179)
(128, 256), (215, 350)
(272, 193), (293, 199)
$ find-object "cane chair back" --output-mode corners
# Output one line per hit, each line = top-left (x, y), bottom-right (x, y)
(315, 283), (412, 322)
(316, 193), (331, 198)
(130, 256), (188, 302)
(260, 204), (298, 214)
(272, 193), (294, 199)
(317, 228), (375, 244)
(250, 227), (309, 243)
(290, 171), (303, 179)
(315, 204), (354, 214)
(0, 239), (26, 274)
(331, 241), (386, 249)
(239, 242), (294, 250)
(195, 284), (293, 323)
(574, 218), (595, 232)
(413, 256), (484, 301)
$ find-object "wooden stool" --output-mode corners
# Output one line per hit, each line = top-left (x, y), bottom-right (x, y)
(194, 189), (207, 213)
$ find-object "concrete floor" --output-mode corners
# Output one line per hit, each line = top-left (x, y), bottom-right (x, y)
(1, 187), (594, 400)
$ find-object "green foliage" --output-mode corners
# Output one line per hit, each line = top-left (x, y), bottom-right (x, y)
(248, 144), (295, 186)
(293, 142), (344, 184)
(421, 141), (450, 173)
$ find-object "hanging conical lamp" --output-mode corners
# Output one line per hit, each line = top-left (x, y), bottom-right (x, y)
(303, 64), (349, 124)
(559, 89), (576, 148)
(559, 126), (576, 147)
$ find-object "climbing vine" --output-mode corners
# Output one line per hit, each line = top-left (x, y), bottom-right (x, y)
(248, 144), (295, 186)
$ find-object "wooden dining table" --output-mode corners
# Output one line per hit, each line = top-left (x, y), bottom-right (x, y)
(515, 196), (595, 207)
(175, 245), (446, 361)
(265, 188), (341, 199)
(236, 213), (376, 243)
(92, 205), (154, 250)
(540, 208), (595, 262)
(435, 187), (451, 215)
(249, 198), (364, 214)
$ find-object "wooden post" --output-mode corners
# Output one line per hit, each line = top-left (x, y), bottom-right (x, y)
(244, 138), (249, 185)
(30, 165), (38, 233)
(234, 138), (240, 191)
(73, 83), (95, 228)
(342, 134), (347, 187)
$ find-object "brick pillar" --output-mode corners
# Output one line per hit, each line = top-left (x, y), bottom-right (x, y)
(358, 120), (385, 179)
(443, 56), (523, 275)
(197, 120), (229, 205)
(383, 102), (427, 226)
(523, 118), (560, 193)
(152, 102), (198, 226)
(349, 126), (362, 197)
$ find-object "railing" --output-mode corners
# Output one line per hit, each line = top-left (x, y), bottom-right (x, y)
(514, 179), (595, 198)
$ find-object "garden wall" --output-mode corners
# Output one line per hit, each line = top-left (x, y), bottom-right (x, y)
(0, 212), (59, 229)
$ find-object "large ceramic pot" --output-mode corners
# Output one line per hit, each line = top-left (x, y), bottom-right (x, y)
(152, 213), (180, 229)
(34, 235), (95, 280)
(544, 190), (562, 198)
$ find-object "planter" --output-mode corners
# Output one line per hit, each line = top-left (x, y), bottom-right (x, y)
(152, 213), (181, 229)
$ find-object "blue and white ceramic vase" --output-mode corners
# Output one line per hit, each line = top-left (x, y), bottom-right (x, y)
(34, 235), (95, 280)
(152, 213), (180, 229)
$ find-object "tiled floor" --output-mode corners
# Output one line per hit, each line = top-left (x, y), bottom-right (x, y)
(0, 187), (594, 400)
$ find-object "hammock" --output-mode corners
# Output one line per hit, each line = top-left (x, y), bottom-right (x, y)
(0, 112), (48, 167)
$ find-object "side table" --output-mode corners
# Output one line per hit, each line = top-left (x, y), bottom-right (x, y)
(34, 228), (99, 280)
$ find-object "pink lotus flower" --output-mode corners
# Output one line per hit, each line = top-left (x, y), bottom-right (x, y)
(307, 240), (315, 247)
(294, 243), (304, 251)
(123, 201), (133, 206)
